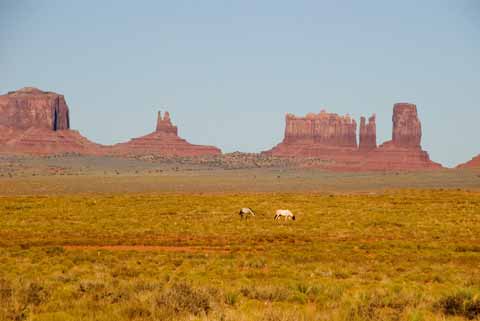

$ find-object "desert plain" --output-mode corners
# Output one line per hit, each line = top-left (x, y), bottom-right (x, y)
(1, 155), (480, 321)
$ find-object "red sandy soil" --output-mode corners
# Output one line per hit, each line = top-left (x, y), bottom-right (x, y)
(63, 245), (232, 253)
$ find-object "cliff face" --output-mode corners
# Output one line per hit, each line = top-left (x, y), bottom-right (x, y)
(0, 86), (444, 170)
(0, 87), (102, 155)
(0, 88), (221, 157)
(264, 103), (442, 171)
(0, 87), (70, 131)
(457, 154), (480, 169)
(156, 111), (178, 135)
(392, 103), (422, 148)
(110, 111), (221, 156)
(284, 111), (357, 147)
(359, 114), (377, 151)
(2, 128), (103, 155)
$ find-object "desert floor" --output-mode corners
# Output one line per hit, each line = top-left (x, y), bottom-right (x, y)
(1, 156), (479, 320)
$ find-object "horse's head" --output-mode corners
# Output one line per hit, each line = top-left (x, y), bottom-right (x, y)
(292, 216), (296, 221)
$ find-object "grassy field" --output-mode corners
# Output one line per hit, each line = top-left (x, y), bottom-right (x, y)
(1, 190), (480, 320)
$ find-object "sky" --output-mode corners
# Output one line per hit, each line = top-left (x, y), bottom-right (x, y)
(1, 0), (479, 167)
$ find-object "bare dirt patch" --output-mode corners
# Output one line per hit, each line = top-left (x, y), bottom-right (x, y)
(63, 245), (232, 253)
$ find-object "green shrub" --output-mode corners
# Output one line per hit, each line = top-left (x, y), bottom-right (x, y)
(23, 282), (48, 306)
(261, 308), (302, 321)
(0, 278), (13, 301)
(45, 247), (65, 256)
(436, 289), (480, 319)
(342, 288), (420, 321)
(155, 281), (212, 316)
(123, 305), (152, 319)
(296, 282), (311, 295)
(240, 285), (290, 302)
(224, 291), (239, 306)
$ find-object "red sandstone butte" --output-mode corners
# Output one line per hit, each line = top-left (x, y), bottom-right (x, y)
(109, 111), (221, 156)
(390, 103), (422, 148)
(284, 110), (357, 147)
(264, 110), (358, 157)
(0, 87), (221, 157)
(0, 87), (103, 155)
(363, 103), (441, 171)
(0, 87), (70, 130)
(263, 103), (442, 171)
(457, 154), (480, 168)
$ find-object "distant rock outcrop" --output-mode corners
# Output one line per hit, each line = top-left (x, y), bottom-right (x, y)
(0, 87), (70, 130)
(391, 103), (422, 148)
(156, 111), (178, 135)
(2, 128), (103, 155)
(359, 114), (377, 151)
(0, 87), (444, 171)
(457, 154), (480, 169)
(264, 103), (442, 171)
(110, 111), (221, 156)
(0, 87), (102, 155)
(265, 111), (358, 158)
(0, 87), (221, 157)
(284, 111), (357, 147)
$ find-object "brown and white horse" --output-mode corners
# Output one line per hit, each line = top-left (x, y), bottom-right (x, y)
(239, 208), (256, 219)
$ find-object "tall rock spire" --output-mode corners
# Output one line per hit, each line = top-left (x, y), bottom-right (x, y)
(155, 110), (178, 135)
(392, 103), (422, 148)
(110, 110), (221, 156)
(263, 104), (441, 170)
(359, 114), (376, 151)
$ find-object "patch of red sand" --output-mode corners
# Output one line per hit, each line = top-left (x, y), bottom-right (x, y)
(63, 245), (231, 253)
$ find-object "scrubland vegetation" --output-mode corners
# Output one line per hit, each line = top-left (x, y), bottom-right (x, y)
(1, 190), (480, 320)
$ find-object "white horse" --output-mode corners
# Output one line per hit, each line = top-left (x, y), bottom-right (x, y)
(274, 209), (295, 221)
(239, 208), (256, 219)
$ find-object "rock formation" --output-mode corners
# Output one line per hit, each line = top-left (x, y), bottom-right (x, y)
(0, 87), (221, 157)
(265, 111), (358, 158)
(359, 114), (376, 151)
(110, 111), (221, 156)
(2, 128), (103, 155)
(156, 111), (178, 135)
(0, 86), (443, 170)
(358, 146), (441, 171)
(284, 111), (357, 147)
(264, 103), (442, 171)
(0, 87), (70, 130)
(391, 103), (422, 148)
(0, 87), (103, 155)
(457, 154), (480, 169)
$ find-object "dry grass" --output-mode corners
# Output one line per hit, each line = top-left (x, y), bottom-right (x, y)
(0, 189), (480, 320)
(1, 155), (480, 195)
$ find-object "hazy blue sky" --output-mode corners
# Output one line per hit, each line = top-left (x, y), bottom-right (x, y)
(1, 0), (479, 167)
